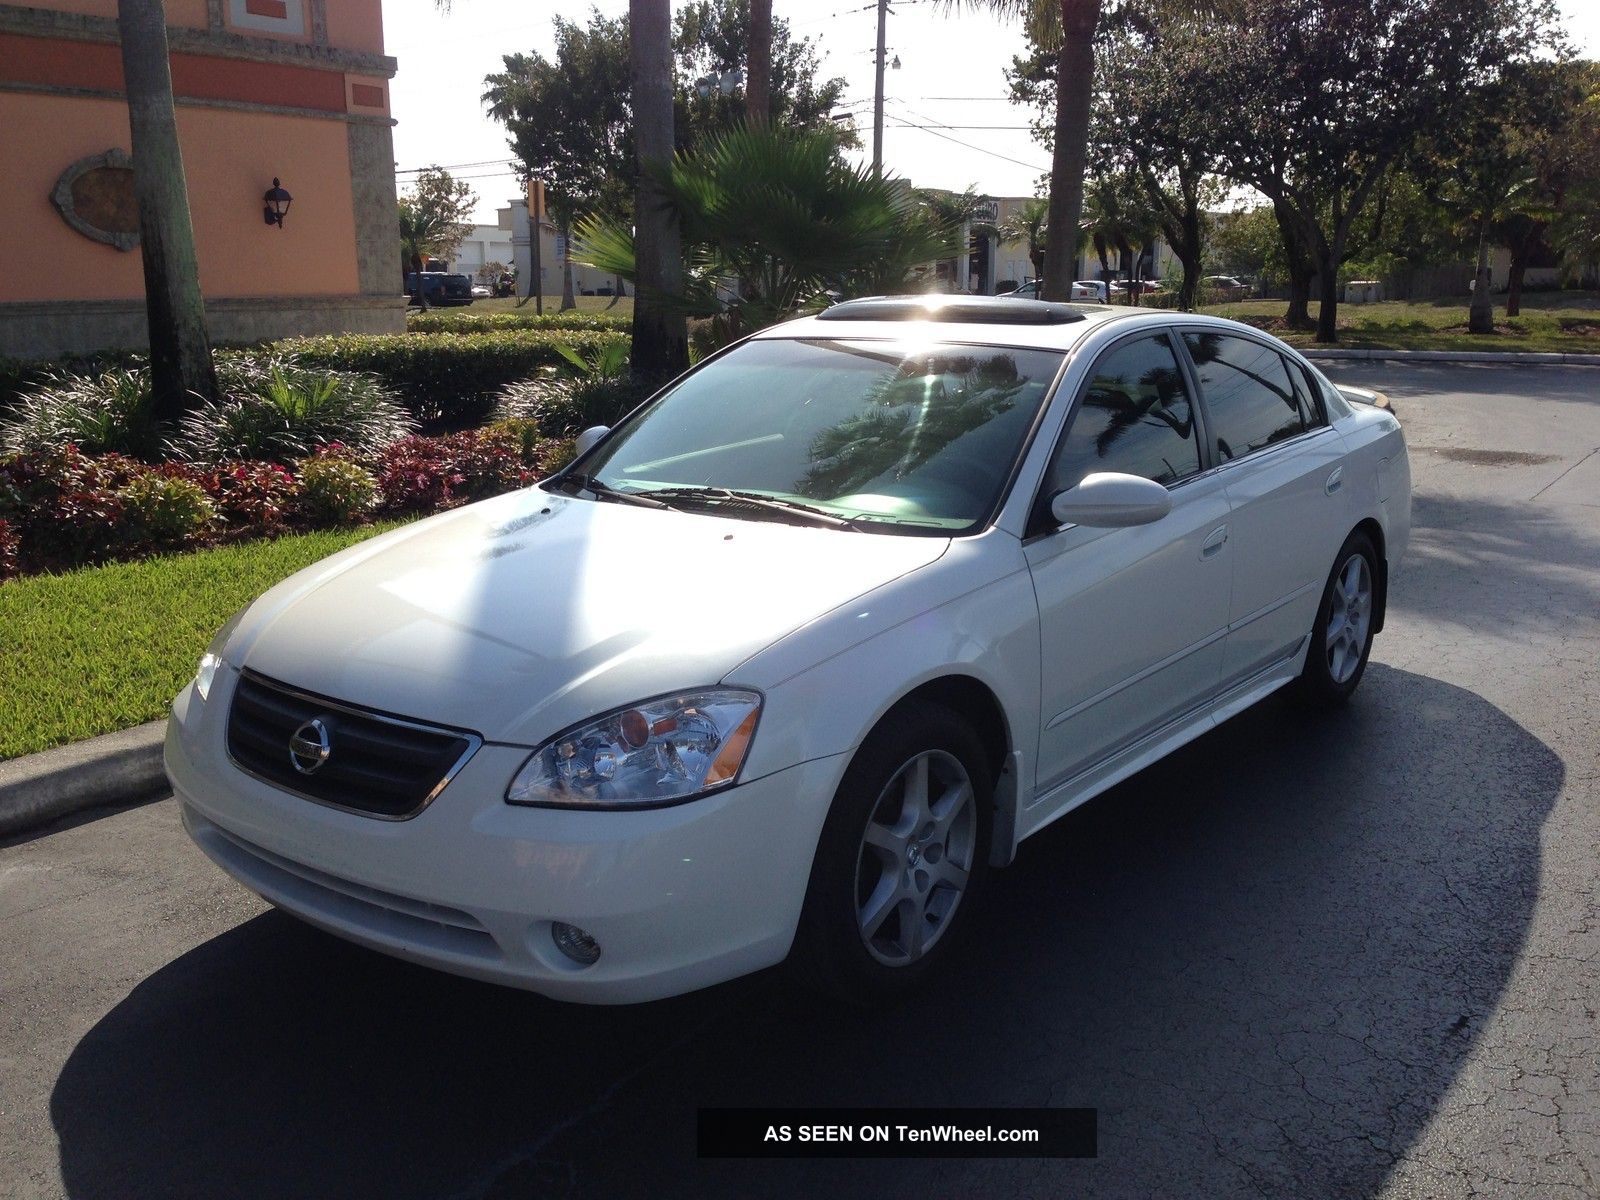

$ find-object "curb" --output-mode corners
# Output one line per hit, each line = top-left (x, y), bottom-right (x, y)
(1303, 348), (1600, 366)
(0, 721), (167, 839)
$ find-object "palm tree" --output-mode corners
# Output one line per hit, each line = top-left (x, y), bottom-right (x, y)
(630, 0), (689, 384)
(396, 199), (453, 309)
(996, 196), (1049, 282)
(117, 0), (219, 420)
(748, 0), (773, 122)
(948, 1), (1224, 301)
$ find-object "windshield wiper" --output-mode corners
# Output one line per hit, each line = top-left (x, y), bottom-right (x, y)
(550, 473), (671, 509)
(644, 486), (863, 530)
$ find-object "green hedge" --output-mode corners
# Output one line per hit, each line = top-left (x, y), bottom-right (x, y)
(269, 329), (629, 426)
(406, 310), (631, 335)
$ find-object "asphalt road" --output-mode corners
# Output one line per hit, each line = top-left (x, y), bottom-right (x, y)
(3, 363), (1598, 1199)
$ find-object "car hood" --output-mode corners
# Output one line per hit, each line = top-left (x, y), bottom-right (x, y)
(227, 488), (949, 745)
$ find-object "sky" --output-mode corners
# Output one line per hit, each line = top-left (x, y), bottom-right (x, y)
(385, 0), (1600, 224)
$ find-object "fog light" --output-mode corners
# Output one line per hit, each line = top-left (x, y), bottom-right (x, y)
(551, 921), (601, 966)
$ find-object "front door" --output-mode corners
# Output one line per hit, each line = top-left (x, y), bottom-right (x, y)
(1025, 332), (1234, 801)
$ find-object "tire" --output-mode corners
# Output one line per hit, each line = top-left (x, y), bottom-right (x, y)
(1293, 530), (1380, 706)
(788, 701), (992, 1006)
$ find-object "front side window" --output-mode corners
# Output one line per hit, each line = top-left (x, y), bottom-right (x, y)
(1040, 333), (1202, 503)
(572, 338), (1065, 534)
(1182, 332), (1310, 461)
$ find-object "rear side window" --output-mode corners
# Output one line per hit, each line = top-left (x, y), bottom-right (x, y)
(1182, 333), (1310, 461)
(1042, 333), (1202, 497)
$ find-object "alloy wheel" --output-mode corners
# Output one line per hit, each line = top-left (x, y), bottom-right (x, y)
(1326, 553), (1373, 685)
(853, 749), (977, 967)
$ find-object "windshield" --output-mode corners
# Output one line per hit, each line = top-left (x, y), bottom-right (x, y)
(569, 338), (1064, 534)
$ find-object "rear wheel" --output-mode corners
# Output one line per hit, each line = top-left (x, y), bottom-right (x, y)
(789, 702), (991, 1005)
(1294, 531), (1379, 705)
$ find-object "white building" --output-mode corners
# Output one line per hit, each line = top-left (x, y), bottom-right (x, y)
(448, 203), (616, 297)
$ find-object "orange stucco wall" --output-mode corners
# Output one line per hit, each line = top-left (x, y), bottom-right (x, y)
(323, 0), (386, 56)
(0, 91), (360, 303)
(34, 0), (209, 27)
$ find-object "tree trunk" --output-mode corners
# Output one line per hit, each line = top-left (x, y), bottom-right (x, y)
(1272, 201), (1314, 330)
(1178, 249), (1202, 312)
(629, 0), (688, 384)
(559, 217), (577, 311)
(1506, 231), (1534, 318)
(1032, 249), (1045, 281)
(1314, 231), (1343, 344)
(1041, 0), (1101, 301)
(746, 0), (772, 124)
(118, 0), (218, 420)
(1469, 221), (1495, 335)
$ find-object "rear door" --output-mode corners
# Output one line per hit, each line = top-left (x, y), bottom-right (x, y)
(1025, 331), (1233, 796)
(1178, 331), (1349, 688)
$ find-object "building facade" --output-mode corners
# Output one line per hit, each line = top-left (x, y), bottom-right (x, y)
(0, 0), (405, 359)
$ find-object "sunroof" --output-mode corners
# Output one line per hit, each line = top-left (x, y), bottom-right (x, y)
(815, 296), (1087, 325)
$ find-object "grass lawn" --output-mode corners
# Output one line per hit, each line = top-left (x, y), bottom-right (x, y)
(1203, 290), (1600, 353)
(0, 522), (406, 761)
(443, 295), (634, 317)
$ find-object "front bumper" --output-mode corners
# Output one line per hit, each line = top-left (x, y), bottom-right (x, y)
(166, 670), (846, 1004)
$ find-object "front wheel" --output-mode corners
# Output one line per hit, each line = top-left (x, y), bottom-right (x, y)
(1294, 531), (1379, 705)
(788, 702), (991, 1005)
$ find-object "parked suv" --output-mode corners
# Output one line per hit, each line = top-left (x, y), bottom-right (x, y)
(405, 271), (474, 307)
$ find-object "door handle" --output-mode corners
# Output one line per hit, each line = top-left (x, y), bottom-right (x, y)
(1201, 525), (1228, 558)
(1325, 467), (1344, 495)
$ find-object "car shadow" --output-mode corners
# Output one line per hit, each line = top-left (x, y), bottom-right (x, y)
(51, 665), (1560, 1199)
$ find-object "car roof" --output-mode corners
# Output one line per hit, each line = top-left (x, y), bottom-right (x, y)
(754, 297), (1305, 358)
(758, 295), (1211, 352)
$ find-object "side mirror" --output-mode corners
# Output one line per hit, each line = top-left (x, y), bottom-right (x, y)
(1050, 472), (1172, 528)
(573, 425), (610, 458)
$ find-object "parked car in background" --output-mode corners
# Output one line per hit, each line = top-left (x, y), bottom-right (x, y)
(1002, 280), (1103, 302)
(1074, 279), (1110, 302)
(404, 271), (474, 307)
(471, 284), (492, 299)
(1204, 275), (1251, 301)
(168, 295), (1409, 1006)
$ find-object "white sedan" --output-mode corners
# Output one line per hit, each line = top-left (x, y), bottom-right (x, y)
(166, 296), (1410, 1005)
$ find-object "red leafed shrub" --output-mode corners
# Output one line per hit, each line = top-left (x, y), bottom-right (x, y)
(0, 517), (17, 583)
(0, 446), (132, 570)
(203, 460), (300, 534)
(375, 429), (536, 514)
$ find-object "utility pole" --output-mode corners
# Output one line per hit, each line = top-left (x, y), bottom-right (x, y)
(872, 0), (888, 174)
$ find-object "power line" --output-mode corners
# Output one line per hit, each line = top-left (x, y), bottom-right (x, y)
(881, 112), (1047, 172)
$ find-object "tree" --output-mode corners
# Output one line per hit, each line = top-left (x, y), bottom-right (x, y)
(968, 0), (1231, 302)
(484, 14), (633, 311)
(630, 0), (689, 384)
(118, 0), (219, 421)
(747, 0), (772, 121)
(1199, 0), (1561, 343)
(673, 0), (853, 148)
(997, 196), (1049, 281)
(575, 124), (958, 333)
(396, 167), (475, 308)
(1550, 65), (1600, 280)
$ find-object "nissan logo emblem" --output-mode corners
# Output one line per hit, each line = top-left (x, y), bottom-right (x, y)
(288, 717), (332, 775)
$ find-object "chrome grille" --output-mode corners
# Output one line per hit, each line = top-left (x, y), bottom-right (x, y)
(226, 671), (480, 819)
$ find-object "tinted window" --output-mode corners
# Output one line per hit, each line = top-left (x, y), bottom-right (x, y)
(581, 338), (1064, 534)
(1042, 334), (1202, 498)
(1285, 356), (1326, 427)
(1183, 333), (1309, 461)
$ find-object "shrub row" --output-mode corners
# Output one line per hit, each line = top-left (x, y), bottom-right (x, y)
(0, 424), (572, 582)
(278, 329), (629, 425)
(406, 310), (631, 335)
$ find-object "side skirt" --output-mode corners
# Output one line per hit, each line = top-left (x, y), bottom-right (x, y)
(1011, 637), (1309, 849)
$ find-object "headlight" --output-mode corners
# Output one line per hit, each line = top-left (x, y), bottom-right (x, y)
(507, 689), (762, 809)
(194, 607), (247, 703)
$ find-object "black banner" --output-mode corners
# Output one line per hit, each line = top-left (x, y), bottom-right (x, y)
(697, 1107), (1096, 1159)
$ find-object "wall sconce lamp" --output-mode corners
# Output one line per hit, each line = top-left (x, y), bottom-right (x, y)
(263, 178), (293, 228)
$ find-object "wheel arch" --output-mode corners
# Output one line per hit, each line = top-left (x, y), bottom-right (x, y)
(1353, 517), (1389, 633)
(878, 674), (1021, 869)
